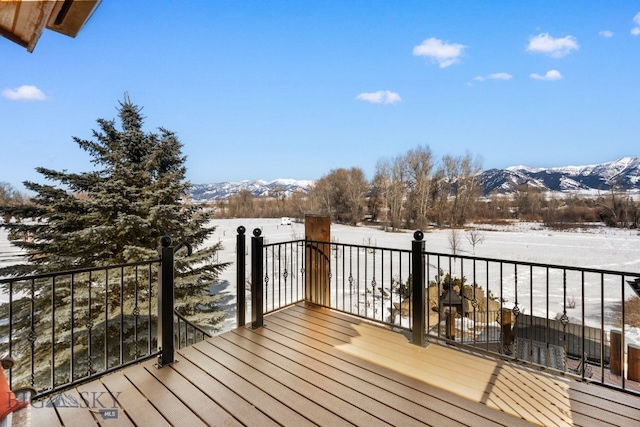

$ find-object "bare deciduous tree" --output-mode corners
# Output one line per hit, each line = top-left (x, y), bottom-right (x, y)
(596, 184), (638, 228)
(405, 145), (434, 229)
(227, 189), (255, 217)
(448, 227), (463, 256)
(309, 167), (368, 225)
(466, 229), (485, 255)
(442, 152), (483, 227)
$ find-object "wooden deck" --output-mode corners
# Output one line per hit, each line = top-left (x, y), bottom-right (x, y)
(30, 303), (640, 426)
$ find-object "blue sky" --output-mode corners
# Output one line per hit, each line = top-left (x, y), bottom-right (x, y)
(2, 1), (640, 192)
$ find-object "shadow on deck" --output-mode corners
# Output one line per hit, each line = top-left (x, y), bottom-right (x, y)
(30, 303), (640, 427)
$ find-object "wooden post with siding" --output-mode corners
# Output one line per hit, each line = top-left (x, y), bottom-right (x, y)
(610, 329), (622, 376)
(305, 215), (331, 306)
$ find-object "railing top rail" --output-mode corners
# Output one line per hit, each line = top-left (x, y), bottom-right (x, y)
(305, 239), (412, 254)
(263, 239), (305, 248)
(289, 238), (640, 278)
(421, 250), (640, 278)
(0, 258), (161, 284)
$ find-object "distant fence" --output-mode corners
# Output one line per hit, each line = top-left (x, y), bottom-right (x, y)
(514, 313), (610, 364)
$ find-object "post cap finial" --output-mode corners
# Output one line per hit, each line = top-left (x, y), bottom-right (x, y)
(160, 236), (172, 247)
(253, 228), (262, 237)
(237, 226), (246, 235)
(413, 231), (424, 241)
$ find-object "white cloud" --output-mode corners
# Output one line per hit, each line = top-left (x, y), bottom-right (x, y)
(356, 90), (401, 104)
(599, 30), (614, 38)
(530, 70), (563, 81)
(2, 85), (46, 101)
(413, 37), (466, 68)
(474, 72), (513, 82)
(526, 33), (579, 58)
(630, 12), (640, 35)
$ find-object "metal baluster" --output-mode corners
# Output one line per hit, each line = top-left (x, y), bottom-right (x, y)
(87, 272), (93, 376)
(372, 248), (377, 318)
(120, 266), (124, 366)
(104, 269), (109, 371)
(560, 270), (569, 373)
(51, 276), (56, 388)
(29, 279), (36, 387)
(70, 274), (75, 382)
(7, 280), (13, 387)
(133, 266), (140, 360)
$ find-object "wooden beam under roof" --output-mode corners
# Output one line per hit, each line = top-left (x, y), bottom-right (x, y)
(0, 0), (101, 53)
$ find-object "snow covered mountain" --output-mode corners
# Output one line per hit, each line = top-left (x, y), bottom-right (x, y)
(479, 157), (640, 195)
(189, 158), (640, 201)
(189, 179), (313, 202)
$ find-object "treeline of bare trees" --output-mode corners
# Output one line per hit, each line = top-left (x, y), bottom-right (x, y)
(489, 185), (638, 229)
(0, 182), (30, 223)
(366, 146), (483, 230)
(211, 145), (485, 229)
(210, 143), (639, 231)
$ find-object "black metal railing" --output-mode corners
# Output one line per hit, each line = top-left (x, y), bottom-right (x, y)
(241, 227), (640, 394)
(420, 252), (639, 387)
(236, 229), (306, 329)
(174, 309), (211, 349)
(0, 259), (161, 397)
(0, 235), (212, 398)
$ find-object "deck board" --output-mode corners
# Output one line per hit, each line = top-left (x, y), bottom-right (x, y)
(99, 363), (171, 427)
(123, 363), (208, 427)
(207, 336), (387, 426)
(217, 330), (438, 426)
(50, 387), (99, 427)
(192, 339), (366, 426)
(168, 354), (279, 427)
(179, 344), (316, 426)
(143, 359), (243, 427)
(29, 401), (62, 427)
(29, 303), (640, 426)
(76, 380), (135, 427)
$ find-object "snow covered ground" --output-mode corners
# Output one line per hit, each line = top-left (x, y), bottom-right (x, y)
(3, 219), (640, 343)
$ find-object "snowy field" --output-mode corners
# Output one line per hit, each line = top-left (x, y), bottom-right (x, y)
(2, 219), (640, 342)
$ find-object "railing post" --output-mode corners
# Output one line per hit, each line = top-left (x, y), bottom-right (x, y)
(412, 231), (425, 346)
(157, 236), (175, 367)
(251, 228), (264, 329)
(237, 226), (246, 327)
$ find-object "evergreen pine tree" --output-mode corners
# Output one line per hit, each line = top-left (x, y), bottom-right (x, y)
(0, 96), (227, 389)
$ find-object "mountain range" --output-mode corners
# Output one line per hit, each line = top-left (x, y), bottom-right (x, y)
(478, 157), (640, 195)
(190, 179), (314, 202)
(189, 157), (640, 201)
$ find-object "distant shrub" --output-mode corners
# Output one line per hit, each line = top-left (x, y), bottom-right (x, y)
(612, 296), (640, 328)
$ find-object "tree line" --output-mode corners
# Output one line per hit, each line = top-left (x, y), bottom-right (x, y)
(212, 145), (639, 230)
